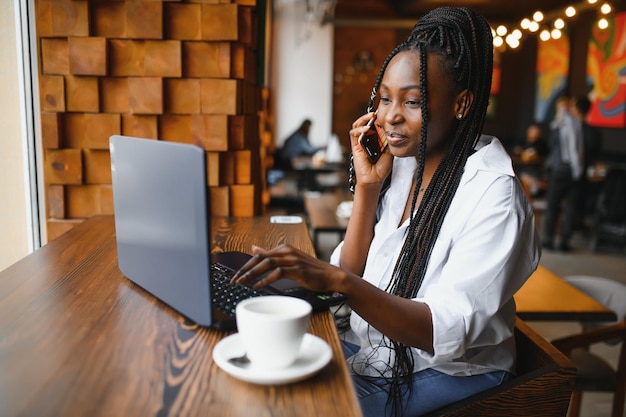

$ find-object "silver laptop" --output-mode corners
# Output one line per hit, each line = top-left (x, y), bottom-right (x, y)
(109, 135), (346, 329)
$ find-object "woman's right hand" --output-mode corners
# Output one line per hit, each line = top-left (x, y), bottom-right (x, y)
(349, 113), (393, 190)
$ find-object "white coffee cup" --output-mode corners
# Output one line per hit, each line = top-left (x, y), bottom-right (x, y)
(236, 295), (312, 370)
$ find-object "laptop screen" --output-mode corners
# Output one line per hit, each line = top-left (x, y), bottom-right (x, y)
(110, 135), (214, 326)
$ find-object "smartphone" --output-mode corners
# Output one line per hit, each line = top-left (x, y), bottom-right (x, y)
(358, 113), (388, 164)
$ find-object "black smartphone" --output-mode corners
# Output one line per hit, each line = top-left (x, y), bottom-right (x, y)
(358, 114), (388, 164)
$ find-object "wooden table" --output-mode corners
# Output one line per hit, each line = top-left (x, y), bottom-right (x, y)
(303, 192), (351, 254)
(0, 215), (362, 417)
(515, 265), (617, 322)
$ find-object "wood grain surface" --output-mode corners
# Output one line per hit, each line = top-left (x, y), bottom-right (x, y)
(0, 215), (362, 417)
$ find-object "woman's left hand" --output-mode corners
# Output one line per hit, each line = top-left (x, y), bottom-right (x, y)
(231, 244), (343, 293)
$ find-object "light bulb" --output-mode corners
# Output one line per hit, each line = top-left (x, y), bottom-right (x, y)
(552, 29), (562, 39)
(554, 18), (565, 29)
(521, 18), (531, 30)
(497, 25), (508, 36)
(533, 11), (544, 22)
(566, 6), (577, 17)
(598, 18), (609, 29)
(601, 3), (612, 14)
(540, 29), (551, 41)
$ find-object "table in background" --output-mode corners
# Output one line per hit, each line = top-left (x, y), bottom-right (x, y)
(515, 264), (617, 322)
(0, 215), (362, 417)
(303, 191), (352, 255)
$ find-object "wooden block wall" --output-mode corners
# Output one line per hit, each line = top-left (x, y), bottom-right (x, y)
(35, 0), (264, 241)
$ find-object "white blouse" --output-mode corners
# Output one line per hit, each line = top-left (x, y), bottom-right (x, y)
(330, 136), (541, 377)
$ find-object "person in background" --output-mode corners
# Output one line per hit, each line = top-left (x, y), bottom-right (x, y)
(274, 119), (322, 170)
(542, 96), (585, 251)
(571, 96), (603, 227)
(232, 7), (540, 416)
(515, 124), (549, 197)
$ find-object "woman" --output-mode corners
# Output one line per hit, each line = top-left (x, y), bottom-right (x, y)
(233, 7), (540, 416)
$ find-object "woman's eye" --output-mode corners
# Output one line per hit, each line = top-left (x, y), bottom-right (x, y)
(380, 97), (391, 104)
(406, 99), (420, 107)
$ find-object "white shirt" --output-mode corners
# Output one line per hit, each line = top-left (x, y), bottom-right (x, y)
(330, 136), (541, 377)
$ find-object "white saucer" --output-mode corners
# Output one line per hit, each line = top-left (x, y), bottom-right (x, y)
(213, 333), (332, 385)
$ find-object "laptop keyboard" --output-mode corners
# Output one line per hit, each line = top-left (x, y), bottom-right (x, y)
(210, 263), (263, 317)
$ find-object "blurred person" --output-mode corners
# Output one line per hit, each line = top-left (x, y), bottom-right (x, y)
(542, 96), (585, 251)
(274, 119), (323, 170)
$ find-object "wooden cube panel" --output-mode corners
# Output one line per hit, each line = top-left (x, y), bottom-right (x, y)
(243, 81), (259, 114)
(40, 75), (65, 112)
(182, 42), (231, 78)
(202, 4), (239, 41)
(40, 0), (89, 37)
(100, 78), (129, 113)
(164, 79), (201, 114)
(41, 112), (62, 149)
(228, 115), (245, 149)
(206, 152), (220, 187)
(234, 150), (251, 184)
(45, 149), (82, 185)
(128, 77), (163, 114)
(122, 115), (158, 139)
(65, 75), (99, 113)
(145, 41), (182, 77)
(83, 113), (121, 149)
(192, 115), (228, 150)
(109, 40), (145, 77)
(64, 113), (86, 148)
(99, 185), (114, 215)
(126, 1), (163, 39)
(165, 3), (202, 40)
(93, 2), (126, 38)
(36, 1), (264, 221)
(238, 6), (254, 46)
(47, 218), (84, 241)
(65, 185), (102, 218)
(209, 186), (230, 216)
(201, 78), (239, 115)
(230, 184), (254, 216)
(69, 37), (107, 76)
(220, 151), (235, 185)
(231, 43), (247, 80)
(84, 150), (112, 184)
(160, 115), (192, 142)
(41, 38), (69, 75)
(47, 185), (65, 218)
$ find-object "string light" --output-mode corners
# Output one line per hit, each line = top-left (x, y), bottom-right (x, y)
(493, 1), (614, 51)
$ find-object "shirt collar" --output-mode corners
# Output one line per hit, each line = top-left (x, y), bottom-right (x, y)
(465, 135), (515, 178)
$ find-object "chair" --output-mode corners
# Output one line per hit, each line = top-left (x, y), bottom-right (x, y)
(424, 318), (576, 416)
(551, 275), (626, 417)
(589, 168), (626, 252)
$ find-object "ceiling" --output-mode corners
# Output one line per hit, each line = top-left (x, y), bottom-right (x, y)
(333, 0), (624, 25)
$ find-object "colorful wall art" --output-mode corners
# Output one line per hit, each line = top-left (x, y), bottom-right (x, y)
(587, 11), (626, 128)
(535, 31), (570, 123)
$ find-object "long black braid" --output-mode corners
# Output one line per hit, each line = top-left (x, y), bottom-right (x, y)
(354, 7), (493, 415)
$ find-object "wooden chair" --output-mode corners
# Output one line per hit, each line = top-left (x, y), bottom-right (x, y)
(424, 318), (577, 416)
(551, 276), (626, 417)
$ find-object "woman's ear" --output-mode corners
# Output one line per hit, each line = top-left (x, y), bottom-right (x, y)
(454, 89), (474, 120)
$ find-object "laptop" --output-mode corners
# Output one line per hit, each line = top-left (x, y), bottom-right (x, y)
(109, 135), (346, 329)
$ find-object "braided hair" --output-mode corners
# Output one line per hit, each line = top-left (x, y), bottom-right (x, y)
(358, 7), (493, 415)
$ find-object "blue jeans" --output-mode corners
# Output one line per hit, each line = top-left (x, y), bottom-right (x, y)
(342, 341), (512, 417)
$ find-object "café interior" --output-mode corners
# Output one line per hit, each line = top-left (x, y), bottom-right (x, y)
(1, 0), (625, 416)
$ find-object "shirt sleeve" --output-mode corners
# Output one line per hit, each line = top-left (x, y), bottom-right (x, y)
(416, 176), (540, 362)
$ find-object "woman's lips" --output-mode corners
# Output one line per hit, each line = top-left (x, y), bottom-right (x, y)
(386, 132), (408, 146)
